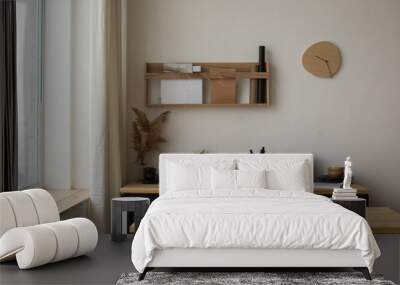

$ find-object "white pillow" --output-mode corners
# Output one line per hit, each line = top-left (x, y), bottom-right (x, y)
(211, 168), (236, 190)
(237, 169), (267, 188)
(238, 159), (308, 191)
(168, 163), (209, 191)
(268, 162), (307, 191)
(167, 160), (235, 191)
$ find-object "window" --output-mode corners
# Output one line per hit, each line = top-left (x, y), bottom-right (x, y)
(16, 0), (43, 188)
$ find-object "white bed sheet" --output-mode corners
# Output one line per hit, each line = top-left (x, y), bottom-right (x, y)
(131, 190), (380, 273)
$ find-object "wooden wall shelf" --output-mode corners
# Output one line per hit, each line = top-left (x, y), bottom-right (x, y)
(145, 62), (271, 107)
(147, 103), (269, 108)
(145, 72), (270, 80)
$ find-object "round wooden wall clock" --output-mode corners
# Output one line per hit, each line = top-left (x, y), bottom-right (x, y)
(302, 41), (341, 78)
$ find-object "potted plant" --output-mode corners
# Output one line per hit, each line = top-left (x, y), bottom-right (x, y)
(131, 107), (170, 184)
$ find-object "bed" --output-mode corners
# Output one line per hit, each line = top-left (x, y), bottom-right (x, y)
(131, 154), (380, 280)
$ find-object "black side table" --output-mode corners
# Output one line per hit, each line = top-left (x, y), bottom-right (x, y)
(111, 197), (150, 242)
(332, 198), (366, 218)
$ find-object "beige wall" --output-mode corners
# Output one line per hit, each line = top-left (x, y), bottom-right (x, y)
(127, 0), (400, 211)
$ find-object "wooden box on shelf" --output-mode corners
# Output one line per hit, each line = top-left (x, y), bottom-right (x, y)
(145, 62), (271, 107)
(208, 67), (237, 104)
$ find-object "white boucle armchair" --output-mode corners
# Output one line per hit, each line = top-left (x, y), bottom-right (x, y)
(0, 189), (98, 269)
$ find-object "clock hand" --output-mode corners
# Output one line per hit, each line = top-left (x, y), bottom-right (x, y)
(314, 55), (333, 77)
(325, 61), (333, 77)
(314, 55), (328, 62)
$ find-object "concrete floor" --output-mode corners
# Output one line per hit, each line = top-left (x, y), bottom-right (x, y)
(0, 235), (134, 285)
(2, 234), (396, 284)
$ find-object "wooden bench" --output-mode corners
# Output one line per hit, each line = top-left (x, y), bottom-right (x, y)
(48, 189), (90, 219)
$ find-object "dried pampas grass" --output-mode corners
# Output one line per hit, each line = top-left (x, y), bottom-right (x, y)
(131, 108), (170, 165)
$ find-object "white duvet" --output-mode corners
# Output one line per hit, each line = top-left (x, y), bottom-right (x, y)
(131, 190), (380, 273)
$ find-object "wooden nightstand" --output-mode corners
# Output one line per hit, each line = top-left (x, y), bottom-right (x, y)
(331, 198), (366, 217)
(120, 183), (159, 201)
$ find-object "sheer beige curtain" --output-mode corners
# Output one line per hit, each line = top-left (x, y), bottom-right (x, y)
(89, 0), (124, 232)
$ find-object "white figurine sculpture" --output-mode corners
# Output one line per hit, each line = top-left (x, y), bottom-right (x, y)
(343, 156), (352, 189)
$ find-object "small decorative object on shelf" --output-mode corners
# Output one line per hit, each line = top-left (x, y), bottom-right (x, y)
(314, 165), (345, 184)
(333, 156), (358, 200)
(163, 63), (202, 73)
(327, 166), (344, 181)
(143, 167), (158, 184)
(343, 156), (353, 189)
(249, 149), (253, 154)
(163, 63), (193, 73)
(256, 46), (267, 103)
(131, 108), (170, 182)
(260, 146), (266, 153)
(192, 65), (201, 72)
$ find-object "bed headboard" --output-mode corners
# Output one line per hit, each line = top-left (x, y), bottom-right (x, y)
(159, 153), (314, 195)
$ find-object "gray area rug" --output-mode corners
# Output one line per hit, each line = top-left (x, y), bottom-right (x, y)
(116, 272), (396, 285)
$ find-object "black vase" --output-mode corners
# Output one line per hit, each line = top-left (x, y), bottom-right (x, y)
(256, 46), (266, 103)
(143, 167), (158, 184)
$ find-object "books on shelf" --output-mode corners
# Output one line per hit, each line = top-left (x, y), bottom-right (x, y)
(334, 188), (357, 193)
(163, 63), (202, 74)
(333, 192), (356, 197)
(333, 188), (357, 192)
(332, 196), (359, 200)
(163, 63), (193, 73)
(332, 188), (358, 200)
